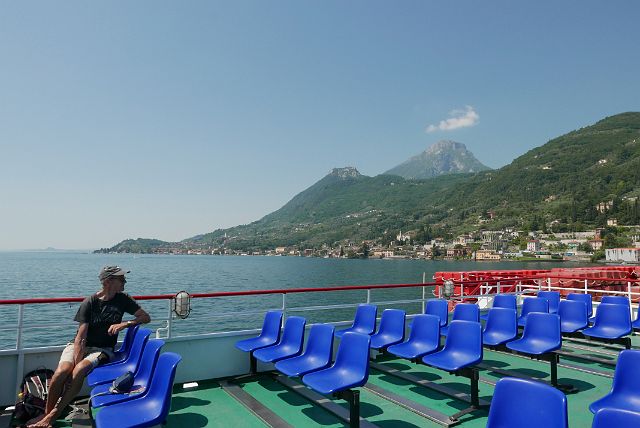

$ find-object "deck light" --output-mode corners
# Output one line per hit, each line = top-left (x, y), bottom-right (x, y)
(173, 290), (192, 319)
(443, 280), (455, 299)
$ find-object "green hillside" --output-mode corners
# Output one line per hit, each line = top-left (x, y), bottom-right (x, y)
(100, 112), (640, 253)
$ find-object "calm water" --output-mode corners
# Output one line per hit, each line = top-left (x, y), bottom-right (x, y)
(0, 252), (581, 349)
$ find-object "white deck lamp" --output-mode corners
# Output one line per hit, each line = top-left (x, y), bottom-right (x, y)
(173, 291), (192, 319)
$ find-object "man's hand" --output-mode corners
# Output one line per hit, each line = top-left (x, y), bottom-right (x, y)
(107, 322), (129, 336)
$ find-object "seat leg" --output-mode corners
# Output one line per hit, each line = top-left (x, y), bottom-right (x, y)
(470, 369), (479, 408)
(250, 353), (257, 375)
(336, 389), (360, 428)
(550, 353), (558, 387)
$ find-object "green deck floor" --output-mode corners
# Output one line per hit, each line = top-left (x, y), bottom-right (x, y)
(157, 336), (637, 428)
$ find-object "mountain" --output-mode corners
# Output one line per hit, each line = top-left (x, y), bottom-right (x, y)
(384, 140), (490, 179)
(99, 112), (640, 253)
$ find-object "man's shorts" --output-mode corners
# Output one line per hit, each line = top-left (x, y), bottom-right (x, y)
(60, 343), (115, 368)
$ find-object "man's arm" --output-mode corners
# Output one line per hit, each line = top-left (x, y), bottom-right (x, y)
(107, 308), (151, 335)
(73, 323), (89, 365)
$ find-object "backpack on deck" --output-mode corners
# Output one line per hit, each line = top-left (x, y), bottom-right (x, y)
(10, 368), (54, 426)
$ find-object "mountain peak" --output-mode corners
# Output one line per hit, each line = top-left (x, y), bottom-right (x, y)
(328, 167), (362, 179)
(384, 140), (490, 179)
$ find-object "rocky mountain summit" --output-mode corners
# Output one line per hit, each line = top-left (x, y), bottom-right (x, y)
(384, 140), (490, 179)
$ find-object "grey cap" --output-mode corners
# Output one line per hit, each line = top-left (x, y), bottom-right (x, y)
(99, 265), (130, 281)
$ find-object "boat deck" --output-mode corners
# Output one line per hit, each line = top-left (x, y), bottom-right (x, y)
(68, 334), (634, 428)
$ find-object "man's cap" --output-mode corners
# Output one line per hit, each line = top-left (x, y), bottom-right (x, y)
(99, 265), (130, 281)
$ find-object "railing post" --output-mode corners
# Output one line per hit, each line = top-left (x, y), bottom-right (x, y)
(282, 293), (287, 317)
(421, 286), (426, 314)
(366, 289), (371, 304)
(166, 299), (173, 339)
(547, 278), (551, 291)
(460, 281), (464, 299)
(584, 279), (588, 294)
(628, 282), (634, 318)
(497, 281), (501, 294)
(16, 304), (25, 403)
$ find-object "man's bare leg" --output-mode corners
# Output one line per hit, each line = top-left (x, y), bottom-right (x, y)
(28, 360), (93, 428)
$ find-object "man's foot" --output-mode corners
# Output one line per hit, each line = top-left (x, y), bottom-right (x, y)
(26, 414), (53, 427)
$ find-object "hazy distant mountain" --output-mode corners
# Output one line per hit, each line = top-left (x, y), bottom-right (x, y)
(384, 140), (491, 179)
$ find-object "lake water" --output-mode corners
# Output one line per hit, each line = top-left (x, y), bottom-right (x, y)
(0, 252), (581, 349)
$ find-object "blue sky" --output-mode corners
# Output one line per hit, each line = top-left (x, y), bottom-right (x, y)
(1, 1), (639, 250)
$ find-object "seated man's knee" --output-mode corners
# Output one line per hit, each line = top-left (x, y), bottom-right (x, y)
(72, 360), (93, 378)
(54, 362), (73, 379)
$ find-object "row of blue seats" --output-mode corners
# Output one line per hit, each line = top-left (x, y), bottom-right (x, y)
(487, 375), (640, 428)
(236, 308), (640, 427)
(84, 326), (182, 428)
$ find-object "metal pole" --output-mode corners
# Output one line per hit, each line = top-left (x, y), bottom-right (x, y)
(282, 294), (287, 317)
(366, 289), (371, 304)
(166, 299), (173, 339)
(547, 278), (551, 291)
(422, 286), (426, 314)
(497, 281), (501, 294)
(16, 304), (25, 401)
(628, 282), (634, 319)
(584, 279), (588, 294)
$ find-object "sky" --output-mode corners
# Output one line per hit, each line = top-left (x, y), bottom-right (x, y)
(1, 1), (639, 250)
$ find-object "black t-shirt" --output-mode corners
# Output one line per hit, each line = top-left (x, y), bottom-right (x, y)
(74, 293), (141, 348)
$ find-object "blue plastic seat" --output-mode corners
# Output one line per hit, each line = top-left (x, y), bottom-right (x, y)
(486, 377), (568, 428)
(538, 291), (561, 314)
(275, 324), (334, 377)
(590, 349), (640, 414)
(423, 320), (482, 372)
(567, 293), (593, 318)
(482, 308), (517, 346)
(633, 310), (640, 331)
(592, 408), (640, 428)
(94, 352), (182, 428)
(507, 313), (561, 355)
(480, 294), (517, 321)
(582, 303), (632, 340)
(425, 299), (449, 327)
(335, 304), (377, 338)
(388, 314), (440, 360)
(87, 328), (152, 387)
(370, 309), (406, 350)
(90, 339), (164, 408)
(441, 303), (479, 336)
(235, 310), (283, 352)
(517, 297), (549, 327)
(108, 325), (140, 365)
(558, 300), (588, 333)
(302, 332), (370, 394)
(253, 316), (306, 363)
(590, 295), (631, 323)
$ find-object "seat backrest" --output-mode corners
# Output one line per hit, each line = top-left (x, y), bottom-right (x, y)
(609, 349), (640, 395)
(409, 314), (440, 347)
(567, 293), (593, 317)
(144, 352), (182, 422)
(376, 309), (405, 337)
(521, 297), (549, 316)
(303, 324), (334, 362)
(279, 316), (306, 347)
(601, 295), (630, 307)
(260, 310), (283, 341)
(558, 300), (587, 325)
(124, 328), (152, 368)
(521, 313), (561, 347)
(135, 339), (165, 387)
(425, 299), (448, 327)
(486, 377), (568, 428)
(538, 291), (560, 313)
(492, 294), (517, 311)
(484, 308), (517, 336)
(352, 304), (377, 332)
(332, 332), (370, 384)
(452, 303), (479, 322)
(593, 303), (632, 331)
(116, 324), (140, 354)
(442, 320), (482, 362)
(592, 407), (640, 428)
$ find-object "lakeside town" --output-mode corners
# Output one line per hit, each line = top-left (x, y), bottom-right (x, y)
(144, 223), (640, 264)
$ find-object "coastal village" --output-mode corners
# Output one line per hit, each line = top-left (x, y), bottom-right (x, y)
(147, 223), (640, 264)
